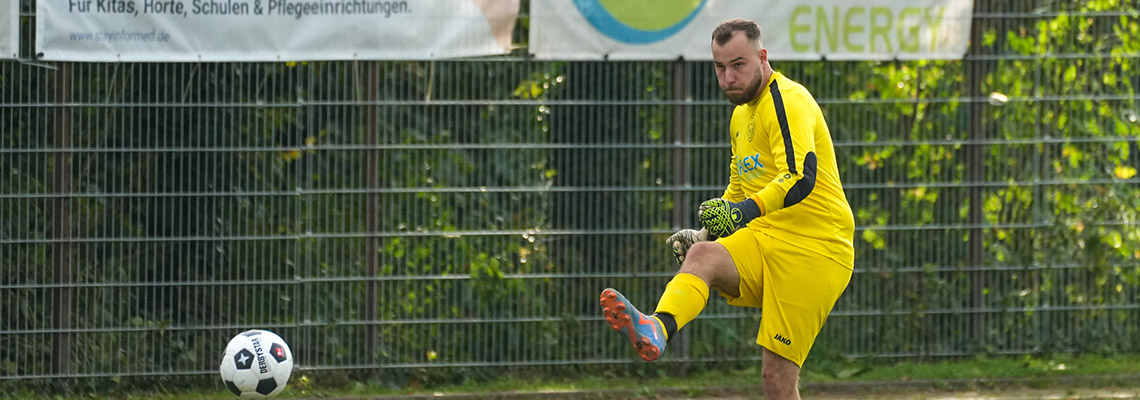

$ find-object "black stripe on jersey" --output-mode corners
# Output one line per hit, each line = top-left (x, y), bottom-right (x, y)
(784, 151), (817, 208)
(768, 80), (797, 174)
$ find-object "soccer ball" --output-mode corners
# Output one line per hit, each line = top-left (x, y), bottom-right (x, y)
(219, 329), (293, 398)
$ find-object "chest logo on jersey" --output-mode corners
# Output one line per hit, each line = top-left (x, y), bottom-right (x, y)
(736, 153), (764, 178)
(747, 117), (756, 142)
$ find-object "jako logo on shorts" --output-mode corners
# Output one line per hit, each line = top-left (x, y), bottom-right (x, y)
(571, 0), (707, 44)
(774, 334), (792, 345)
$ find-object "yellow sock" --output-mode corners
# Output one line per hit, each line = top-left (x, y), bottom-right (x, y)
(653, 273), (710, 338)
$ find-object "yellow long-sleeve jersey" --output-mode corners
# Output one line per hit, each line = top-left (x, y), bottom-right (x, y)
(723, 72), (854, 268)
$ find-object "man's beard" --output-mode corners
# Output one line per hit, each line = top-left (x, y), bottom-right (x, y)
(723, 70), (765, 106)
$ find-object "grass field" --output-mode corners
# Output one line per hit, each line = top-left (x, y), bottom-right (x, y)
(6, 354), (1140, 399)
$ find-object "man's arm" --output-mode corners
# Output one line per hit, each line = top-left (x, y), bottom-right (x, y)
(747, 82), (818, 215)
(699, 83), (820, 238)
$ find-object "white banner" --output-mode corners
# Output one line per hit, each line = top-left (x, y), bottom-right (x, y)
(1, 0), (16, 59)
(36, 0), (518, 62)
(531, 0), (973, 61)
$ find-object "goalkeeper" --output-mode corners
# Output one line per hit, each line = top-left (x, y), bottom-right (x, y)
(599, 18), (854, 400)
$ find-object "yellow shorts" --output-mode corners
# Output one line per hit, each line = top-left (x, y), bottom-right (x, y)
(715, 228), (852, 367)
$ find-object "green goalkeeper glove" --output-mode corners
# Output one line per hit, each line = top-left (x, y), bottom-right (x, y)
(698, 198), (762, 240)
(665, 228), (708, 265)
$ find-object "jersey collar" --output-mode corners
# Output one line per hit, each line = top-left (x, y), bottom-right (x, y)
(749, 71), (782, 106)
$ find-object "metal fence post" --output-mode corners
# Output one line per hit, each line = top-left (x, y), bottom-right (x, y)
(669, 59), (691, 366)
(364, 61), (380, 373)
(967, 3), (988, 344)
(670, 62), (691, 228)
(51, 62), (72, 376)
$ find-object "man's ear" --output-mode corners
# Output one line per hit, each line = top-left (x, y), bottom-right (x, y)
(758, 48), (767, 63)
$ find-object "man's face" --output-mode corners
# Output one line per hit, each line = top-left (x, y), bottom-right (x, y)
(712, 32), (765, 106)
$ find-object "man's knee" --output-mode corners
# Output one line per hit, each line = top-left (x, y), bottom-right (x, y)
(679, 242), (728, 277)
(684, 242), (726, 265)
(679, 242), (737, 294)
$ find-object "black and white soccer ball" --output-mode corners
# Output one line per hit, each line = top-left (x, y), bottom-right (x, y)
(219, 329), (293, 398)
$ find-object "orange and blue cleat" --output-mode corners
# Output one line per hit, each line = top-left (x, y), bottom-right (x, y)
(599, 288), (666, 361)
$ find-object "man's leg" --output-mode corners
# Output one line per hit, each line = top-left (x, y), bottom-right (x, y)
(750, 233), (852, 400)
(600, 241), (741, 361)
(652, 241), (740, 339)
(761, 347), (801, 400)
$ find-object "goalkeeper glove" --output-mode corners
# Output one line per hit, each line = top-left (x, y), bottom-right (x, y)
(698, 198), (762, 240)
(665, 228), (708, 265)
